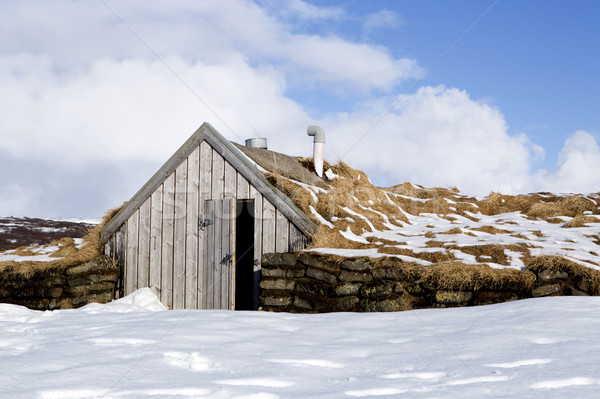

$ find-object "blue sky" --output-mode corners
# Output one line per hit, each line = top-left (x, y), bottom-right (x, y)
(282, 0), (600, 170)
(1, 0), (599, 218)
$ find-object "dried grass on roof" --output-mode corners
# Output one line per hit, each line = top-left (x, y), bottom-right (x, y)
(377, 246), (457, 263)
(260, 155), (598, 271)
(367, 257), (536, 291)
(471, 225), (513, 235)
(439, 227), (463, 235)
(563, 215), (600, 228)
(478, 193), (542, 215)
(272, 159), (411, 247)
(308, 227), (377, 250)
(527, 195), (598, 219)
(422, 262), (535, 291)
(365, 237), (408, 246)
(445, 244), (510, 265)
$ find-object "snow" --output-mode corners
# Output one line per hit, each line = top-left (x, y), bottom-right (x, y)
(2, 289), (600, 398)
(312, 208), (600, 270)
(309, 205), (333, 229)
(48, 217), (102, 225)
(0, 238), (84, 263)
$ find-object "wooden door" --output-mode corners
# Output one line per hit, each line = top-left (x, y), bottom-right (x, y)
(202, 198), (235, 310)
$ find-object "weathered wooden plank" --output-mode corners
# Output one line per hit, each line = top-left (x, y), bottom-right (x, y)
(198, 141), (212, 309)
(221, 198), (233, 309)
(114, 224), (127, 298)
(250, 187), (263, 265)
(199, 141), (213, 199)
(173, 160), (188, 309)
(137, 197), (151, 289)
(224, 161), (236, 198)
(104, 239), (113, 259)
(213, 199), (223, 308)
(149, 185), (163, 298)
(203, 200), (215, 309)
(211, 150), (225, 199)
(275, 209), (289, 253)
(288, 223), (304, 251)
(262, 199), (276, 254)
(236, 173), (250, 199)
(125, 211), (139, 296)
(185, 147), (200, 309)
(161, 172), (175, 309)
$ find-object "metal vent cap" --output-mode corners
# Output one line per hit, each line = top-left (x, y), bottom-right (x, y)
(245, 138), (268, 149)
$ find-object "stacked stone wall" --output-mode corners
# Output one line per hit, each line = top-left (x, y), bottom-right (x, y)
(0, 256), (118, 310)
(260, 253), (598, 313)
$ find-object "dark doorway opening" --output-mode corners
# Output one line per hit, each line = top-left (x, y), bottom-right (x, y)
(235, 199), (256, 310)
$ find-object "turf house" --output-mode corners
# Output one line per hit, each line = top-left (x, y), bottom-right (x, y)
(100, 123), (317, 310)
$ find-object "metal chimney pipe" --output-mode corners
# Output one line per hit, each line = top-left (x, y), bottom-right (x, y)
(307, 125), (325, 177)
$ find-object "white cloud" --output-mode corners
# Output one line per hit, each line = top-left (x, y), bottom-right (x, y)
(0, 0), (419, 91)
(534, 131), (600, 193)
(260, 0), (345, 20)
(364, 10), (403, 33)
(324, 86), (539, 196)
(0, 54), (311, 164)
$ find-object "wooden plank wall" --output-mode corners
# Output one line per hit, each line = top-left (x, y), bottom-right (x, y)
(108, 140), (309, 309)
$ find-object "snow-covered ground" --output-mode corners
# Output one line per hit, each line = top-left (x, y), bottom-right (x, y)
(2, 289), (599, 398)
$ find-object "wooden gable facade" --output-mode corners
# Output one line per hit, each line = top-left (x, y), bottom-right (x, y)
(100, 123), (316, 310)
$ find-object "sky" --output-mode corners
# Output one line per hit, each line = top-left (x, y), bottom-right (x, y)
(1, 0), (600, 218)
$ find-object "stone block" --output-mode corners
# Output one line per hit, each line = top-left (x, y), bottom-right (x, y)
(331, 296), (359, 312)
(64, 282), (115, 296)
(340, 258), (373, 272)
(299, 253), (339, 273)
(48, 287), (63, 299)
(473, 291), (519, 306)
(42, 276), (67, 287)
(372, 267), (404, 280)
(260, 267), (285, 278)
(359, 297), (403, 312)
(66, 256), (116, 276)
(261, 252), (298, 267)
(295, 278), (332, 297)
(576, 278), (597, 294)
(333, 283), (362, 297)
(293, 295), (314, 310)
(306, 266), (337, 284)
(532, 284), (562, 297)
(538, 269), (569, 281)
(261, 266), (305, 278)
(260, 278), (295, 291)
(434, 290), (473, 304)
(68, 291), (115, 308)
(339, 270), (373, 283)
(361, 283), (395, 299)
(564, 286), (590, 296)
(261, 295), (293, 307)
(68, 273), (119, 286)
(402, 282), (425, 296)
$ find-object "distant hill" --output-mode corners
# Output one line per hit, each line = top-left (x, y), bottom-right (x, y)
(0, 217), (96, 251)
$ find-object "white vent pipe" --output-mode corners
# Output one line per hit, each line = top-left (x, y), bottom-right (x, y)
(307, 125), (325, 177)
